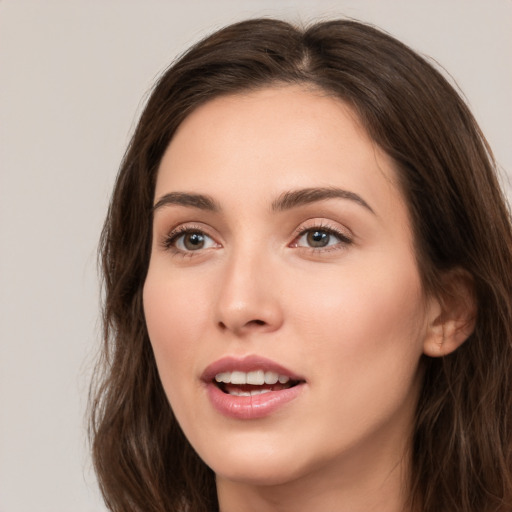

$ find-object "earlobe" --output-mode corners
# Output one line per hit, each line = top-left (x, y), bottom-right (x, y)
(423, 268), (477, 358)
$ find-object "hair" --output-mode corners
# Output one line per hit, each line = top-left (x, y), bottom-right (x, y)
(89, 18), (512, 512)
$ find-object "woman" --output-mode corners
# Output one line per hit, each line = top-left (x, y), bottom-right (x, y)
(90, 18), (512, 512)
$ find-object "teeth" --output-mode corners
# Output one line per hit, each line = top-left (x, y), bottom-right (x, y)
(264, 371), (279, 384)
(230, 371), (246, 385)
(227, 389), (272, 397)
(231, 390), (251, 397)
(215, 372), (231, 383)
(250, 389), (271, 396)
(214, 370), (292, 385)
(247, 370), (264, 385)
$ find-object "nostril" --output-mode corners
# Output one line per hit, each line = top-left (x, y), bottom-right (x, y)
(216, 317), (270, 333)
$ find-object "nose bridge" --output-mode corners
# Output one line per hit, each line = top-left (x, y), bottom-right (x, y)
(215, 237), (282, 334)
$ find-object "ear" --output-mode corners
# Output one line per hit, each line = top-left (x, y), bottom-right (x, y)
(423, 268), (477, 358)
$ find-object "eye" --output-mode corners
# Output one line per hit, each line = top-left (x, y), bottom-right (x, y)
(292, 225), (352, 250)
(299, 229), (335, 248)
(164, 228), (218, 253)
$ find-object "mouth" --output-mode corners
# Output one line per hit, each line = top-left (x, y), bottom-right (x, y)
(214, 369), (302, 396)
(201, 355), (306, 419)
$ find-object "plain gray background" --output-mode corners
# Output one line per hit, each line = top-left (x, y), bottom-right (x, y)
(1, 1), (511, 510)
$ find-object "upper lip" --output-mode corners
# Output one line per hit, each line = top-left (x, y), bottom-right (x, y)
(201, 355), (305, 383)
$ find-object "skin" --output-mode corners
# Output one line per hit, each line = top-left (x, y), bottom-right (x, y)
(143, 86), (467, 512)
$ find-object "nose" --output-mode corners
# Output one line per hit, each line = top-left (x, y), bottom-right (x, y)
(214, 248), (284, 337)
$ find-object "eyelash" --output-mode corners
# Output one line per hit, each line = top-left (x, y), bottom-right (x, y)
(162, 222), (352, 256)
(161, 225), (217, 257)
(291, 222), (353, 252)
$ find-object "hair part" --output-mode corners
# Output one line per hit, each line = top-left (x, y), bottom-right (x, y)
(90, 18), (512, 512)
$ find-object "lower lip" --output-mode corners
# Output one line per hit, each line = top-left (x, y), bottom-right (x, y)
(205, 382), (304, 420)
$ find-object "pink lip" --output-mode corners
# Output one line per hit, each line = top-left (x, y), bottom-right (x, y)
(201, 355), (306, 420)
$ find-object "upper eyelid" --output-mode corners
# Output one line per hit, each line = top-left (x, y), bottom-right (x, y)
(293, 218), (353, 238)
(296, 228), (350, 242)
(163, 219), (350, 235)
(163, 221), (217, 238)
(168, 225), (216, 240)
(160, 223), (218, 247)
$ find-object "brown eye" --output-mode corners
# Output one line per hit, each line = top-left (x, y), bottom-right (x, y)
(306, 230), (330, 247)
(183, 232), (205, 250)
(166, 229), (218, 253)
(294, 226), (352, 251)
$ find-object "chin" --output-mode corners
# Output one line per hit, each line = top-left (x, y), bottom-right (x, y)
(213, 459), (306, 487)
(196, 432), (312, 487)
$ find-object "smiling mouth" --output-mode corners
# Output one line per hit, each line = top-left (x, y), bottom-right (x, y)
(214, 370), (302, 396)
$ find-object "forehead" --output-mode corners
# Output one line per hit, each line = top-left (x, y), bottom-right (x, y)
(155, 85), (405, 220)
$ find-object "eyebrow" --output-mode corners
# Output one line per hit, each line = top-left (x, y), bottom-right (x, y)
(271, 187), (375, 214)
(153, 192), (219, 212)
(152, 187), (374, 214)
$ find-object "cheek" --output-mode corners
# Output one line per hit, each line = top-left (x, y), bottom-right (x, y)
(286, 254), (427, 394)
(289, 247), (426, 341)
(277, 260), (427, 461)
(142, 268), (213, 393)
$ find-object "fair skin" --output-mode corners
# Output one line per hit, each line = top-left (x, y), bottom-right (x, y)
(143, 86), (471, 512)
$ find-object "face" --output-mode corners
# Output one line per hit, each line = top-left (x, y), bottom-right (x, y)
(143, 86), (434, 488)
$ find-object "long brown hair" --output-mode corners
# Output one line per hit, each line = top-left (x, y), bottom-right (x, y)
(90, 18), (512, 511)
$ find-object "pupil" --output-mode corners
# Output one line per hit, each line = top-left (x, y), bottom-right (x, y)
(184, 232), (204, 250)
(307, 230), (329, 247)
